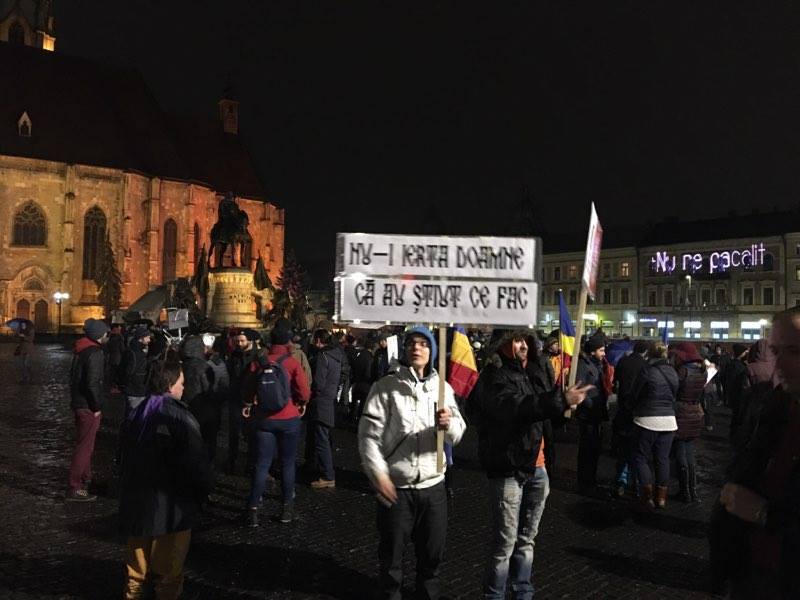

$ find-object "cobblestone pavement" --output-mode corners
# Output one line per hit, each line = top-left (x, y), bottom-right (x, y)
(0, 343), (728, 599)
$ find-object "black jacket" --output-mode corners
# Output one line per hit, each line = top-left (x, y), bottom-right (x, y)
(119, 394), (213, 537)
(630, 358), (678, 419)
(120, 339), (151, 397)
(575, 354), (608, 423)
(613, 352), (647, 434)
(227, 346), (261, 400)
(524, 354), (559, 471)
(471, 353), (566, 478)
(350, 348), (374, 401)
(710, 388), (800, 596)
(179, 336), (214, 426)
(69, 337), (106, 412)
(309, 344), (344, 427)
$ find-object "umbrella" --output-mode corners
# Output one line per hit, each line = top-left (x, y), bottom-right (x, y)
(606, 339), (634, 367)
(253, 254), (272, 291)
(193, 245), (209, 297)
(5, 318), (33, 331)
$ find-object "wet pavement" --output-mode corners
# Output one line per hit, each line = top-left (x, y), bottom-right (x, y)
(0, 343), (728, 599)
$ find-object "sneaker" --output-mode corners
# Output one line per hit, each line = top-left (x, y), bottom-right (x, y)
(278, 504), (293, 524)
(65, 489), (97, 502)
(310, 478), (336, 490)
(244, 508), (259, 528)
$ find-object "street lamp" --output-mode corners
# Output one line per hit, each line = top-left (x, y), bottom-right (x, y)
(53, 291), (69, 337)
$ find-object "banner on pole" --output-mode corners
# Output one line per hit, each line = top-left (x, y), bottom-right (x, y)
(335, 233), (540, 326)
(337, 233), (537, 281)
(581, 203), (603, 300)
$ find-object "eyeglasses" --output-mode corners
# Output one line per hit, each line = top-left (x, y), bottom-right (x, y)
(405, 338), (430, 349)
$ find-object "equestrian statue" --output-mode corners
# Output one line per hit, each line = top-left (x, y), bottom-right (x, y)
(209, 192), (252, 269)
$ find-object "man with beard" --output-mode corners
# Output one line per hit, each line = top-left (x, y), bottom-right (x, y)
(226, 329), (262, 474)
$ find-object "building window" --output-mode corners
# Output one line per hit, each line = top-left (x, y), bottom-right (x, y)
(763, 287), (774, 306)
(620, 262), (630, 278)
(701, 288), (711, 306)
(553, 290), (560, 305)
(12, 201), (46, 246)
(569, 289), (577, 305)
(688, 290), (697, 306)
(18, 112), (31, 137)
(603, 289), (612, 304)
(542, 290), (547, 305)
(602, 263), (611, 279)
(664, 290), (673, 306)
(23, 278), (44, 291)
(716, 288), (727, 305)
(796, 242), (800, 256)
(553, 266), (561, 281)
(9, 21), (25, 45)
(162, 218), (178, 283)
(742, 287), (754, 306)
(82, 207), (107, 280)
(796, 265), (800, 281)
(648, 291), (657, 307)
(620, 288), (629, 304)
(568, 264), (577, 279)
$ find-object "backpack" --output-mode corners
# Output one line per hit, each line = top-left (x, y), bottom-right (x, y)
(253, 355), (291, 416)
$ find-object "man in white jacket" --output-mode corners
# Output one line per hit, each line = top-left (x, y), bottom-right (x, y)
(359, 325), (466, 600)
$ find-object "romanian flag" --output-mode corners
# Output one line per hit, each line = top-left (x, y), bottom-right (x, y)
(447, 326), (479, 398)
(558, 290), (576, 357)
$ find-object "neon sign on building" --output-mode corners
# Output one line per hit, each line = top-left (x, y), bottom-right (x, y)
(649, 243), (766, 275)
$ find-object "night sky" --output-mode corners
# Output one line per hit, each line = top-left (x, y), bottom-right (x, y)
(56, 3), (800, 286)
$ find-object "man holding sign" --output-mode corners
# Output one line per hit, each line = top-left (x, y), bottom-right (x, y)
(358, 326), (466, 600)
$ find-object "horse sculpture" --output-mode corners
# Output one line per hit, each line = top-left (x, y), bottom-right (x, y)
(209, 192), (253, 269)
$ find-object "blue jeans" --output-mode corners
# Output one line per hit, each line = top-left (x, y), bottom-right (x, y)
(484, 467), (550, 600)
(632, 425), (675, 487)
(314, 422), (335, 481)
(247, 417), (301, 507)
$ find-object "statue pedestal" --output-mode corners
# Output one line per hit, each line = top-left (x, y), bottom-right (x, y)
(207, 269), (262, 328)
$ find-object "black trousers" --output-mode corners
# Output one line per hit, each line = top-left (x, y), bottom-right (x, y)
(377, 482), (447, 600)
(577, 422), (603, 487)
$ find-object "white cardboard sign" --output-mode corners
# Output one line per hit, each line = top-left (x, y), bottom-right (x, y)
(337, 277), (538, 326)
(581, 203), (603, 299)
(337, 233), (537, 281)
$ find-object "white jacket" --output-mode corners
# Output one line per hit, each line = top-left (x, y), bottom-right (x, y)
(358, 364), (466, 490)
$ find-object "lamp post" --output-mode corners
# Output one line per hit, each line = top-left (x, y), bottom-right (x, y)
(53, 291), (69, 338)
(685, 275), (693, 339)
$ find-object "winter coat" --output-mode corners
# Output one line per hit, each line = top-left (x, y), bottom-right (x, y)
(15, 326), (34, 355)
(710, 388), (800, 597)
(575, 354), (609, 423)
(525, 354), (558, 470)
(350, 348), (374, 402)
(179, 336), (214, 426)
(372, 347), (390, 382)
(309, 344), (344, 427)
(227, 346), (261, 402)
(747, 339), (777, 387)
(358, 364), (465, 489)
(290, 343), (313, 387)
(674, 362), (706, 441)
(241, 343), (311, 422)
(119, 393), (213, 537)
(613, 352), (647, 435)
(120, 339), (151, 397)
(69, 337), (106, 412)
(470, 353), (566, 478)
(630, 358), (678, 419)
(723, 358), (749, 410)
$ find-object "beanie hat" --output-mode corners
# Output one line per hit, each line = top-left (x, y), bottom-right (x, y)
(131, 325), (150, 341)
(584, 334), (605, 353)
(242, 328), (261, 342)
(733, 343), (749, 358)
(84, 318), (109, 341)
(403, 326), (437, 365)
(671, 341), (702, 364)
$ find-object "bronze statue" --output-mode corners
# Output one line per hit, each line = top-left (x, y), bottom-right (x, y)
(209, 192), (252, 268)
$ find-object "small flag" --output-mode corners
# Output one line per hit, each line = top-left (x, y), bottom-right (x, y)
(661, 317), (669, 344)
(558, 291), (576, 357)
(447, 326), (479, 398)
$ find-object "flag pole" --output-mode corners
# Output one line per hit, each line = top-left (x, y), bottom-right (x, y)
(558, 289), (566, 388)
(436, 326), (446, 473)
(568, 287), (589, 388)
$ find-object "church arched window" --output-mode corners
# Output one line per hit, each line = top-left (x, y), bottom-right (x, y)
(162, 218), (177, 282)
(82, 206), (107, 280)
(13, 201), (47, 246)
(9, 22), (25, 45)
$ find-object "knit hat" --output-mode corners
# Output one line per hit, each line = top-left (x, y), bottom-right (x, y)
(584, 334), (605, 353)
(84, 318), (109, 341)
(733, 343), (749, 358)
(242, 328), (261, 342)
(671, 341), (702, 364)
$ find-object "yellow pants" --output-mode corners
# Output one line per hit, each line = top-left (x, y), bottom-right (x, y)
(124, 530), (192, 599)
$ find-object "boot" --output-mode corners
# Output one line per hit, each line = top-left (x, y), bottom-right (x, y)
(278, 503), (293, 524)
(244, 507), (259, 528)
(688, 465), (700, 502)
(678, 467), (691, 503)
(638, 484), (655, 512)
(655, 486), (668, 509)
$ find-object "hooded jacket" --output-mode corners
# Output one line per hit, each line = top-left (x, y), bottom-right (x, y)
(119, 393), (213, 537)
(358, 327), (465, 490)
(69, 337), (105, 412)
(179, 336), (213, 425)
(309, 343), (344, 427)
(120, 338), (151, 398)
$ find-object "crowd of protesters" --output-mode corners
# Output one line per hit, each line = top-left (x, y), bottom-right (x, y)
(1, 303), (787, 598)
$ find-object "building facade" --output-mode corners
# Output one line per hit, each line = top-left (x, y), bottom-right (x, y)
(1, 28), (284, 331)
(539, 213), (800, 342)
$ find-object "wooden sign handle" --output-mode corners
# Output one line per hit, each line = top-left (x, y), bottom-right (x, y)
(565, 287), (589, 417)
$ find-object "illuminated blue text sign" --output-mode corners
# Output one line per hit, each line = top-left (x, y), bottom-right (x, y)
(649, 243), (766, 275)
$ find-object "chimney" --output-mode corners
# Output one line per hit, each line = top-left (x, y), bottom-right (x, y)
(218, 98), (239, 135)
